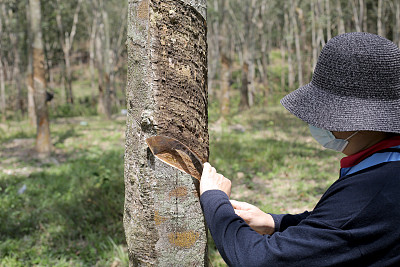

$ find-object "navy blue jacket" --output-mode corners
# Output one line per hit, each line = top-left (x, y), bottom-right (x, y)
(201, 160), (400, 266)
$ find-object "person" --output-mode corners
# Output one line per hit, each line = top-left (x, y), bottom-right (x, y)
(199, 32), (400, 266)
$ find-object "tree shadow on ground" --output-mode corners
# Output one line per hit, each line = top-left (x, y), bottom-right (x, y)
(53, 127), (81, 146)
(0, 149), (125, 264)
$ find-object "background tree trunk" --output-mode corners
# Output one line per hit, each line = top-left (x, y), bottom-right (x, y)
(0, 13), (5, 122)
(284, 4), (294, 89)
(291, 0), (303, 86)
(89, 11), (97, 106)
(0, 59), (5, 123)
(395, 1), (400, 47)
(377, 0), (385, 37)
(29, 0), (51, 157)
(325, 0), (332, 41)
(26, 4), (36, 127)
(220, 54), (231, 117)
(336, 0), (346, 35)
(101, 1), (112, 119)
(239, 62), (250, 111)
(27, 23), (36, 127)
(56, 0), (82, 104)
(124, 0), (208, 265)
(352, 0), (362, 32)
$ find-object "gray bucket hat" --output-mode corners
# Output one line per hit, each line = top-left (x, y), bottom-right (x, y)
(281, 32), (400, 134)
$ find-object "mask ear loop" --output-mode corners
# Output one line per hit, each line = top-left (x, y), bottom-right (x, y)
(344, 131), (359, 141)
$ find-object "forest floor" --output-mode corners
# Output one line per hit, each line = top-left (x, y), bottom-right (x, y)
(0, 103), (341, 266)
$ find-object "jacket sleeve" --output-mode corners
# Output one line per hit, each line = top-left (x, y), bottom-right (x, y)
(200, 190), (358, 267)
(270, 211), (311, 232)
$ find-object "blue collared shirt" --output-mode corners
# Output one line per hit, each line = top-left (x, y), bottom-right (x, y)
(340, 145), (400, 177)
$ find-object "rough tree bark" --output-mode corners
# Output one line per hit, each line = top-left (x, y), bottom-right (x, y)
(29, 0), (51, 157)
(124, 0), (208, 265)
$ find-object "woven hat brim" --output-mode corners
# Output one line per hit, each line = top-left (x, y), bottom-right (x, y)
(280, 82), (400, 133)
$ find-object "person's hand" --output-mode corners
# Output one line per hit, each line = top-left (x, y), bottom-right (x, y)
(230, 200), (275, 235)
(200, 162), (231, 197)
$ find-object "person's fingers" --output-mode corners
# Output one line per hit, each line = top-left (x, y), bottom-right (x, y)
(201, 162), (213, 181)
(203, 162), (211, 173)
(234, 209), (244, 217)
(230, 200), (241, 209)
(234, 209), (250, 221)
(230, 200), (252, 210)
(211, 167), (216, 176)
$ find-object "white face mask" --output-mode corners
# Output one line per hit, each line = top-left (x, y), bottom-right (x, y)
(309, 125), (359, 152)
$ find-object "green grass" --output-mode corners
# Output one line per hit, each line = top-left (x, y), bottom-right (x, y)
(0, 116), (128, 266)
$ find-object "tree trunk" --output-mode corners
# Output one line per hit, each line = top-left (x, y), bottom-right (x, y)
(377, 0), (384, 37)
(124, 0), (208, 265)
(395, 1), (400, 47)
(26, 4), (36, 126)
(352, 0), (362, 32)
(218, 0), (232, 117)
(247, 59), (255, 107)
(239, 62), (250, 111)
(96, 13), (106, 116)
(325, 0), (332, 41)
(280, 37), (286, 91)
(311, 1), (317, 71)
(89, 13), (97, 106)
(101, 3), (112, 119)
(220, 54), (231, 117)
(362, 0), (367, 32)
(336, 0), (345, 35)
(64, 43), (74, 104)
(316, 0), (326, 47)
(291, 0), (303, 86)
(0, 15), (5, 122)
(2, 4), (23, 115)
(284, 5), (294, 89)
(95, 1), (112, 119)
(0, 58), (5, 122)
(29, 0), (51, 158)
(56, 0), (82, 104)
(207, 0), (220, 99)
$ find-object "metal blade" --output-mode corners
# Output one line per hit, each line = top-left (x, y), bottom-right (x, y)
(145, 136), (204, 180)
